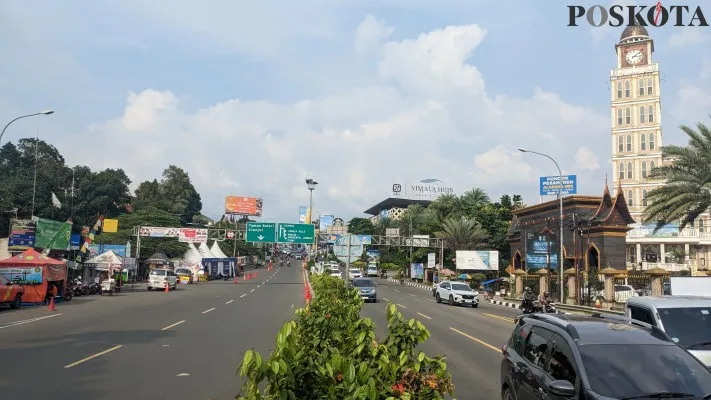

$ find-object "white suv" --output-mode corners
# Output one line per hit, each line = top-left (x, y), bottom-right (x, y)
(435, 281), (479, 308)
(148, 269), (178, 291)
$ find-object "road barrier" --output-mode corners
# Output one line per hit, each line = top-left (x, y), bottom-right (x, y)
(494, 298), (624, 315)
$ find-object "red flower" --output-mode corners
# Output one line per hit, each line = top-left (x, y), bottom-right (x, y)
(336, 373), (343, 382)
(392, 383), (405, 394)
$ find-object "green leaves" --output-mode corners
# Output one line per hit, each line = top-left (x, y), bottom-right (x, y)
(235, 274), (455, 399)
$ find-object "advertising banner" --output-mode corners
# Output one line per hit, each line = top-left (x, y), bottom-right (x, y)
(427, 253), (436, 269)
(138, 227), (181, 237)
(391, 179), (455, 200)
(410, 263), (424, 279)
(225, 196), (263, 216)
(525, 235), (558, 270)
(357, 235), (372, 245)
(34, 218), (71, 250)
(455, 250), (500, 271)
(366, 250), (380, 260)
(0, 267), (43, 285)
(70, 234), (82, 250)
(178, 228), (208, 243)
(103, 218), (119, 233)
(319, 215), (334, 231)
(8, 219), (36, 250)
(299, 206), (308, 223)
(539, 175), (577, 196)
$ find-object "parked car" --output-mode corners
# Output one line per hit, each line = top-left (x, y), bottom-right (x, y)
(435, 281), (479, 307)
(147, 268), (178, 291)
(0, 275), (24, 309)
(502, 312), (711, 400)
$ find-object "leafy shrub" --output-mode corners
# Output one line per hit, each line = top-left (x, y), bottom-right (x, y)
(307, 260), (315, 267)
(380, 263), (401, 271)
(237, 274), (454, 399)
(353, 261), (366, 268)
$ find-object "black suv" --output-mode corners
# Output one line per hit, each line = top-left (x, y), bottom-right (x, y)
(501, 313), (711, 400)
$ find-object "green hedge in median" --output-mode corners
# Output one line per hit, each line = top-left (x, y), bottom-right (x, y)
(237, 274), (454, 399)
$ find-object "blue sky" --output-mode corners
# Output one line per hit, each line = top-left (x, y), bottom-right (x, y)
(1, 0), (709, 222)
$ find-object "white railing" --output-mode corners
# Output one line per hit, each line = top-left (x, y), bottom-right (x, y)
(627, 228), (698, 239)
(639, 262), (693, 272)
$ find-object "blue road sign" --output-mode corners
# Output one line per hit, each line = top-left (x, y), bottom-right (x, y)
(539, 175), (577, 196)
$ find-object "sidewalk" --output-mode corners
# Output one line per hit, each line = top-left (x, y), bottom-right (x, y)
(385, 278), (431, 291)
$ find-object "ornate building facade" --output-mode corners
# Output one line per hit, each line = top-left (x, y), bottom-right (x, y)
(610, 26), (711, 272)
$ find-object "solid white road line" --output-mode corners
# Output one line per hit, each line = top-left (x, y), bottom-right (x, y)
(63, 345), (124, 369)
(250, 289), (255, 293)
(202, 308), (215, 314)
(396, 304), (407, 309)
(0, 314), (62, 329)
(240, 294), (247, 298)
(225, 300), (234, 304)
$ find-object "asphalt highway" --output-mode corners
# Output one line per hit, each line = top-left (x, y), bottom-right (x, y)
(361, 277), (520, 400)
(0, 261), (304, 399)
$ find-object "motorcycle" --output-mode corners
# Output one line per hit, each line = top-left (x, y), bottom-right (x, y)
(380, 271), (387, 279)
(521, 299), (558, 314)
(63, 285), (74, 301)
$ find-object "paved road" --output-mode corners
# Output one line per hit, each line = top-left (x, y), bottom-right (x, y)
(359, 277), (520, 400)
(0, 261), (305, 399)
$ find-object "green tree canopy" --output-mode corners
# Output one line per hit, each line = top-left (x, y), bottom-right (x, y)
(643, 119), (711, 230)
(134, 165), (203, 223)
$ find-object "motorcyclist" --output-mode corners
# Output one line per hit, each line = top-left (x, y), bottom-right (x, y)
(522, 287), (536, 302)
(538, 291), (551, 310)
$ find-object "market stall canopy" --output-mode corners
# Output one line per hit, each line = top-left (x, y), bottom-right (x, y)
(198, 242), (216, 258)
(83, 250), (124, 271)
(439, 269), (456, 276)
(145, 250), (171, 266)
(0, 248), (65, 266)
(210, 241), (229, 259)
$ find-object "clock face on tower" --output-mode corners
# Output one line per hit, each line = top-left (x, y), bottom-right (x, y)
(625, 49), (643, 65)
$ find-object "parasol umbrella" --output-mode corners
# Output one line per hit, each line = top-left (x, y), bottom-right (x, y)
(457, 273), (471, 280)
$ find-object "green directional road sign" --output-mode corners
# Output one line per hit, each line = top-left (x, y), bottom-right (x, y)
(277, 223), (315, 244)
(245, 222), (277, 243)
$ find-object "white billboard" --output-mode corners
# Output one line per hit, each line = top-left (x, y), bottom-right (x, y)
(427, 253), (436, 269)
(455, 250), (499, 271)
(391, 179), (454, 201)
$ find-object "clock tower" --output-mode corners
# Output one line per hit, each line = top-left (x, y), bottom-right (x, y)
(610, 24), (664, 221)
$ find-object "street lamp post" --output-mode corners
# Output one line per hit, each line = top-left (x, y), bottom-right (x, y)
(0, 110), (55, 148)
(518, 148), (565, 303)
(305, 178), (318, 259)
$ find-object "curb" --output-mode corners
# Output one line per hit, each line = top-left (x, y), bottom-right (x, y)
(386, 278), (432, 291)
(488, 299), (521, 310)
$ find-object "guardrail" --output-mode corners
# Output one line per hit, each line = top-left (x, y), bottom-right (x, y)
(502, 297), (624, 315)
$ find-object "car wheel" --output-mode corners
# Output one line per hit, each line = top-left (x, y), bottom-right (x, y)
(147, 287), (152, 291)
(502, 386), (514, 400)
(435, 293), (441, 303)
(448, 296), (454, 306)
(472, 303), (478, 308)
(10, 294), (21, 309)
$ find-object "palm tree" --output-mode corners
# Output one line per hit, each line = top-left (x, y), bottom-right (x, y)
(436, 217), (488, 251)
(643, 120), (711, 229)
(460, 188), (490, 213)
(429, 193), (460, 223)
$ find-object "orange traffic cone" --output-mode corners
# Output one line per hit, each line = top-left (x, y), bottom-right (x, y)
(247, 273), (252, 280)
(233, 277), (239, 284)
(164, 281), (170, 293)
(48, 296), (56, 311)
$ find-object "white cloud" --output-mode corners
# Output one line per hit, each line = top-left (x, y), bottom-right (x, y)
(673, 58), (711, 123)
(573, 147), (600, 171)
(669, 29), (708, 48)
(354, 15), (395, 57)
(55, 22), (609, 221)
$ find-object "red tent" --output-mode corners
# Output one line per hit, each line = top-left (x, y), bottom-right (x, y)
(0, 249), (67, 303)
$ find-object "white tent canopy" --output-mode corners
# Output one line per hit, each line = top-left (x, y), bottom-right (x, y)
(83, 250), (125, 272)
(210, 241), (229, 258)
(179, 243), (203, 278)
(198, 242), (216, 259)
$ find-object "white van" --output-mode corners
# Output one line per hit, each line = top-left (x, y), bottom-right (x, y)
(626, 296), (711, 367)
(148, 268), (178, 291)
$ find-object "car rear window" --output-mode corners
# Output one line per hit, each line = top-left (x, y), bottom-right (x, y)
(579, 344), (711, 398)
(657, 307), (711, 349)
(150, 270), (166, 276)
(175, 269), (190, 275)
(353, 279), (374, 287)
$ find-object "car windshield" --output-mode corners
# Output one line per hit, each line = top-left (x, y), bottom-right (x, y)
(657, 307), (711, 349)
(368, 266), (377, 270)
(175, 269), (190, 275)
(451, 283), (472, 292)
(579, 344), (711, 398)
(350, 269), (360, 273)
(150, 270), (166, 276)
(353, 279), (374, 288)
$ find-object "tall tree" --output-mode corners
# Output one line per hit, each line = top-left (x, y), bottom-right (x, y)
(347, 217), (375, 235)
(643, 120), (711, 229)
(133, 165), (203, 223)
(436, 217), (488, 251)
